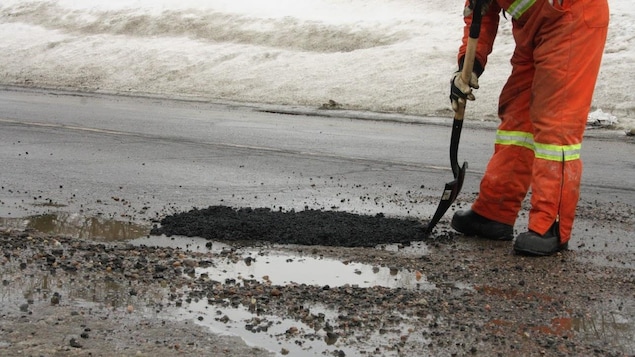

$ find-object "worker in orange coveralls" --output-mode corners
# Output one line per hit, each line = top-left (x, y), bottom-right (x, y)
(449, 0), (609, 255)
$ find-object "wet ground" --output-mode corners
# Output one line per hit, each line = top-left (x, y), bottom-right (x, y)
(1, 202), (634, 357)
(1, 88), (634, 356)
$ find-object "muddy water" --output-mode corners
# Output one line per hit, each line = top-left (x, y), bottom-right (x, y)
(0, 213), (148, 242)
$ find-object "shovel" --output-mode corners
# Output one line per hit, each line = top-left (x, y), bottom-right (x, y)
(425, 0), (484, 234)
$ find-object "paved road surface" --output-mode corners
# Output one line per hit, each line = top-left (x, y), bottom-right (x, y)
(0, 86), (633, 254)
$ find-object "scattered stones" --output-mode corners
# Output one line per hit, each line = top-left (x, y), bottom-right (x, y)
(69, 338), (82, 348)
(1, 221), (634, 356)
(50, 292), (60, 305)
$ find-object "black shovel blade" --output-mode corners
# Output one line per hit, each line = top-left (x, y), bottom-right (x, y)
(424, 161), (467, 234)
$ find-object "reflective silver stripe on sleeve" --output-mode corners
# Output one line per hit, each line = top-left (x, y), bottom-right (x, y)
(508, 0), (536, 19)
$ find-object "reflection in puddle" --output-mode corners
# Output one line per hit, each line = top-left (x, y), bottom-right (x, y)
(0, 213), (149, 241)
(486, 303), (635, 355)
(170, 298), (429, 356)
(130, 236), (434, 290)
(571, 306), (635, 355)
(0, 262), (169, 315)
(195, 251), (434, 290)
(479, 284), (635, 354)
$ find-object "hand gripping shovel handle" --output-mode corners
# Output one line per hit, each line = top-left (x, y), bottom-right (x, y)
(451, 2), (481, 175)
(454, 0), (483, 122)
(425, 0), (483, 235)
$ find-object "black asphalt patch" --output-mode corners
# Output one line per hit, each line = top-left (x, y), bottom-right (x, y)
(150, 205), (428, 247)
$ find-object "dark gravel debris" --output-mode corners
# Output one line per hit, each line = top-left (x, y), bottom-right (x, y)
(151, 205), (429, 247)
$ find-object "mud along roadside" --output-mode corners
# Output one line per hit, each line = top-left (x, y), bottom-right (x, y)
(1, 225), (634, 357)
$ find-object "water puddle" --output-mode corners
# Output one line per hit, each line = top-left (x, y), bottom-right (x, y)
(0, 213), (149, 241)
(0, 259), (170, 315)
(170, 298), (429, 356)
(201, 251), (432, 290)
(130, 235), (434, 290)
(570, 303), (635, 355)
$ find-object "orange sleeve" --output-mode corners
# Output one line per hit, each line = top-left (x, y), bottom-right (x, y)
(457, 1), (501, 76)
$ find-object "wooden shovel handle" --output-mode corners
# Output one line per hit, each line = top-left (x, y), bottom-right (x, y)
(454, 0), (484, 121)
(454, 36), (478, 121)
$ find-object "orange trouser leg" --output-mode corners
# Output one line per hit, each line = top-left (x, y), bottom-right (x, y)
(473, 0), (608, 243)
(471, 54), (534, 227)
(526, 0), (608, 243)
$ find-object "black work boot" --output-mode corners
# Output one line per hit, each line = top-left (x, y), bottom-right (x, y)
(451, 209), (514, 241)
(513, 223), (568, 256)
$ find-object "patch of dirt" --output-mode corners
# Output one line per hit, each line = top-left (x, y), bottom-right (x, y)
(2, 206), (635, 357)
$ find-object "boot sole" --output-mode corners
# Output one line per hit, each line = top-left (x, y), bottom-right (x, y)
(513, 243), (568, 256)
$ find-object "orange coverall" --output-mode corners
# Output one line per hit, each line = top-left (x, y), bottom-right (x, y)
(458, 0), (609, 244)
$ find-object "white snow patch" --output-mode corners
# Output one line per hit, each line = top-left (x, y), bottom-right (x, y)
(0, 0), (633, 130)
